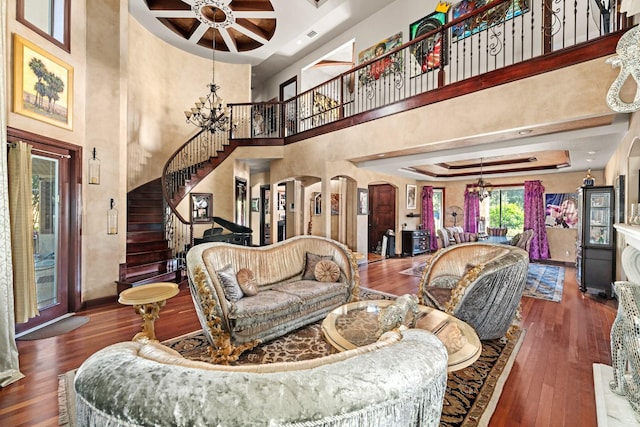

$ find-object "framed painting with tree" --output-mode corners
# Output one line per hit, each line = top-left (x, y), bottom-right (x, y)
(13, 34), (73, 129)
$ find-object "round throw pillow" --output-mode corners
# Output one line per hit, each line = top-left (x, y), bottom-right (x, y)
(314, 260), (340, 282)
(236, 268), (258, 296)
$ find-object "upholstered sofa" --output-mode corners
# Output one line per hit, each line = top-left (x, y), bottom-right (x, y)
(186, 235), (360, 363)
(436, 226), (478, 249)
(74, 329), (449, 427)
(610, 281), (640, 421)
(418, 242), (529, 340)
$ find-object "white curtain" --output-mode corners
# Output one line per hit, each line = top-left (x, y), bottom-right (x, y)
(9, 141), (38, 323)
(0, 1), (25, 387)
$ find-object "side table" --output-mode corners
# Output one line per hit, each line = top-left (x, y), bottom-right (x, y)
(118, 282), (179, 342)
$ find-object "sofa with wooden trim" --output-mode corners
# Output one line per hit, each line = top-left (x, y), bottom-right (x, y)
(186, 235), (360, 363)
(73, 328), (449, 427)
(418, 242), (529, 340)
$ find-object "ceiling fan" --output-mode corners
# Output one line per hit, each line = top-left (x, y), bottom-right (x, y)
(445, 206), (463, 227)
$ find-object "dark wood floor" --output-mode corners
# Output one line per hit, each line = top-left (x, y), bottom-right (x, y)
(0, 255), (618, 426)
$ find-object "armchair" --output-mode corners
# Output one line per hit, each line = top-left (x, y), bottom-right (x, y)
(418, 242), (529, 340)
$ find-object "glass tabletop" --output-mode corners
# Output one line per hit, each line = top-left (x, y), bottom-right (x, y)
(322, 299), (482, 372)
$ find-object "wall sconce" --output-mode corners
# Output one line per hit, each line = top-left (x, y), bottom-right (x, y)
(89, 147), (100, 185)
(107, 198), (118, 235)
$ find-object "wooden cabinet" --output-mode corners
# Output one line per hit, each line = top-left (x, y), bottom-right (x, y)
(402, 230), (430, 257)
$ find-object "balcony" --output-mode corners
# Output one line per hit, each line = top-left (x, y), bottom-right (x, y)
(229, 0), (629, 143)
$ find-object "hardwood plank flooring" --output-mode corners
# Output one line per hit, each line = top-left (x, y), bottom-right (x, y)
(0, 255), (617, 426)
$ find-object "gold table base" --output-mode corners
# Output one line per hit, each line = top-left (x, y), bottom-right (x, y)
(118, 282), (179, 342)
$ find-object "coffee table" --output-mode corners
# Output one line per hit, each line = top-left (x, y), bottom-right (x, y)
(322, 299), (481, 372)
(118, 282), (179, 342)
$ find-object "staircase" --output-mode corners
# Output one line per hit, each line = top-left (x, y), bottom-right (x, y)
(117, 179), (180, 294)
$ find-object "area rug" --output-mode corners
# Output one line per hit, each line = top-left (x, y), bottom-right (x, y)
(17, 315), (89, 340)
(58, 288), (524, 427)
(400, 261), (564, 302)
(523, 263), (564, 302)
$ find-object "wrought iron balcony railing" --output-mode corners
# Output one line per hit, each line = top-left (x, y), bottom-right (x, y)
(229, 0), (629, 141)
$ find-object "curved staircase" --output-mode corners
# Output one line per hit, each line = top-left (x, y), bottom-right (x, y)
(116, 179), (179, 294)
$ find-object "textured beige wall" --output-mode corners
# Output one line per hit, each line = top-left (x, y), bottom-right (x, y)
(126, 17), (251, 191)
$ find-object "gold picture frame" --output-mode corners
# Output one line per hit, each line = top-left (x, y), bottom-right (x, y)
(13, 34), (73, 130)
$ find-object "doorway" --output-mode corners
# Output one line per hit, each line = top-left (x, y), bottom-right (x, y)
(368, 184), (396, 257)
(8, 128), (82, 334)
(260, 185), (271, 245)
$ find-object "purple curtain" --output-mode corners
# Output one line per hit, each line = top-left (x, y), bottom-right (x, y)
(421, 186), (438, 250)
(524, 180), (550, 260)
(463, 186), (480, 233)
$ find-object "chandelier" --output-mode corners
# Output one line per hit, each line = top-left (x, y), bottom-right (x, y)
(469, 158), (493, 201)
(184, 1), (232, 133)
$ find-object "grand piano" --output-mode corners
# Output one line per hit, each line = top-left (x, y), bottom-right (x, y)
(193, 216), (253, 247)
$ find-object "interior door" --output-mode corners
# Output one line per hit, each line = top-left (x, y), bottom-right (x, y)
(368, 184), (396, 253)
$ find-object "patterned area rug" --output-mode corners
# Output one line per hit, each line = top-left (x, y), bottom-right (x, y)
(400, 262), (564, 302)
(523, 263), (564, 302)
(59, 288), (524, 427)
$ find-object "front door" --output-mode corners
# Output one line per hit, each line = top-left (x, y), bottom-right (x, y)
(368, 184), (396, 253)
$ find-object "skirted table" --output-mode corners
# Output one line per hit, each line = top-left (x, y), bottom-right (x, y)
(118, 282), (179, 341)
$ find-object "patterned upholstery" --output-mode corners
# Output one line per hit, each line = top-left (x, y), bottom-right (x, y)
(74, 330), (449, 427)
(418, 242), (529, 340)
(487, 227), (508, 236)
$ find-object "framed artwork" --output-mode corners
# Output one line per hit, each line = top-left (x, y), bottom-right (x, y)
(251, 198), (260, 212)
(545, 193), (578, 229)
(357, 188), (369, 215)
(407, 185), (417, 210)
(13, 34), (73, 129)
(191, 193), (212, 224)
(409, 10), (448, 73)
(331, 193), (340, 215)
(357, 32), (403, 85)
(313, 192), (322, 215)
(451, 0), (530, 41)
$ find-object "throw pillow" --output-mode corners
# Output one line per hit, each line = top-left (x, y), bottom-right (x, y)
(314, 260), (340, 282)
(302, 252), (333, 280)
(236, 268), (258, 296)
(217, 264), (244, 302)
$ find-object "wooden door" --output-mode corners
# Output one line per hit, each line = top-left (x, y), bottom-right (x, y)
(368, 184), (396, 253)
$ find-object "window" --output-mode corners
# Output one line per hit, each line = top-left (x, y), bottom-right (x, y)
(433, 188), (444, 231)
(17, 0), (70, 52)
(481, 187), (524, 236)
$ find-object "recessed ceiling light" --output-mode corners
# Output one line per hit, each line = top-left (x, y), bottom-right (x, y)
(377, 154), (385, 157)
(586, 158), (594, 162)
(518, 129), (532, 135)
(587, 151), (596, 155)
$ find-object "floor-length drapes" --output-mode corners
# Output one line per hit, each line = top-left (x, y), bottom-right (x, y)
(524, 180), (551, 260)
(464, 186), (480, 233)
(9, 142), (39, 323)
(0, 0), (25, 387)
(421, 186), (438, 250)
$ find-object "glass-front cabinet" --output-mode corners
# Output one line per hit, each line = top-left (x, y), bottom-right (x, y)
(576, 186), (615, 298)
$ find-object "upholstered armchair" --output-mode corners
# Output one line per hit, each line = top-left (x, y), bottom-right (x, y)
(418, 242), (529, 340)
